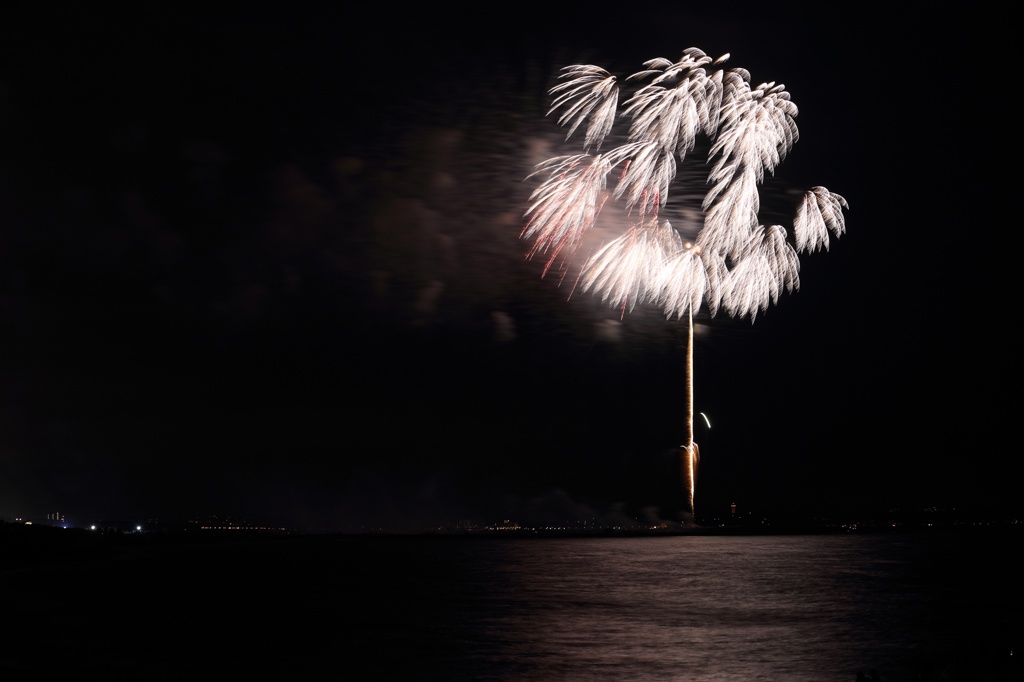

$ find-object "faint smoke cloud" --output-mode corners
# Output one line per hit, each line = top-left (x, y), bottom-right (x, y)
(595, 318), (622, 343)
(491, 310), (517, 343)
(414, 280), (445, 320)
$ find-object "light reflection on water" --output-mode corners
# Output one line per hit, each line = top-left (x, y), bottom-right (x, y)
(1, 531), (1021, 681)
(345, 532), (1022, 681)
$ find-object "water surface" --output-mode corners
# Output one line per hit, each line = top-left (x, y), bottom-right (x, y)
(1, 529), (1020, 681)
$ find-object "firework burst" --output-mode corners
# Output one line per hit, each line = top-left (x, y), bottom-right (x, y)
(521, 47), (848, 522)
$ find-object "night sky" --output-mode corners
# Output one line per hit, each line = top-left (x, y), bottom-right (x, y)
(0, 5), (1009, 532)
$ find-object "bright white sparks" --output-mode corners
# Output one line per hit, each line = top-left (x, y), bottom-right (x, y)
(522, 47), (849, 323)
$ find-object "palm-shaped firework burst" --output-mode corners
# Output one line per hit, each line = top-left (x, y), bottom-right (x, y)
(521, 47), (848, 523)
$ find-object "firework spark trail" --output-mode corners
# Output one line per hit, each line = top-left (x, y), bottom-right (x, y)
(794, 187), (849, 253)
(548, 65), (619, 150)
(522, 144), (646, 274)
(580, 219), (679, 316)
(521, 47), (848, 520)
(655, 241), (712, 320)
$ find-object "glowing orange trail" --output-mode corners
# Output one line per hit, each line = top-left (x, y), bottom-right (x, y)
(681, 306), (699, 523)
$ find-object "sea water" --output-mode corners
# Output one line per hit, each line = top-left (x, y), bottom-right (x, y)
(1, 529), (1021, 681)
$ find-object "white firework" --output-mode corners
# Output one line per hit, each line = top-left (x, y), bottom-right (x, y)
(520, 47), (848, 522)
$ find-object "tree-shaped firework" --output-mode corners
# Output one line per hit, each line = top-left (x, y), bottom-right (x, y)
(521, 47), (848, 523)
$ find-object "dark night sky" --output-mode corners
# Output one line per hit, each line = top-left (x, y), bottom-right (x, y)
(0, 4), (1010, 531)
